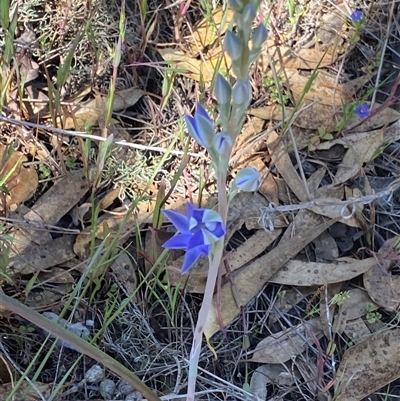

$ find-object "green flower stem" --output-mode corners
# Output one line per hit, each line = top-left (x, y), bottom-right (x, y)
(0, 292), (162, 401)
(186, 170), (228, 401)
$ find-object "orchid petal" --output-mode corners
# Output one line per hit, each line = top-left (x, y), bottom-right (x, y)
(181, 245), (210, 273)
(188, 230), (207, 247)
(162, 209), (189, 232)
(202, 209), (224, 224)
(163, 233), (192, 249)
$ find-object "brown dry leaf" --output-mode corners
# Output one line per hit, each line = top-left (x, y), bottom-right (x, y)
(110, 251), (137, 295)
(25, 283), (73, 308)
(0, 382), (53, 401)
(311, 128), (386, 184)
(8, 235), (76, 276)
(166, 229), (282, 293)
(159, 39), (338, 83)
(250, 318), (323, 364)
(333, 288), (378, 337)
(186, 8), (235, 55)
(345, 104), (400, 132)
(248, 103), (340, 132)
(38, 267), (75, 284)
(363, 238), (400, 311)
(267, 130), (308, 202)
(265, 40), (337, 70)
(24, 169), (89, 227)
(204, 217), (337, 339)
(277, 70), (355, 106)
(0, 145), (38, 207)
(335, 329), (400, 401)
(270, 257), (376, 286)
(56, 87), (144, 129)
(343, 318), (373, 344)
(158, 47), (229, 82)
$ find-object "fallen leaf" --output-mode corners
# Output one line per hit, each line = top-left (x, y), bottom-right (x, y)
(55, 87), (144, 129)
(25, 283), (73, 308)
(267, 130), (308, 202)
(265, 40), (337, 70)
(363, 238), (400, 311)
(186, 8), (235, 55)
(335, 329), (400, 401)
(204, 217), (337, 339)
(250, 318), (323, 363)
(333, 288), (378, 337)
(0, 145), (38, 207)
(8, 235), (76, 276)
(23, 169), (89, 226)
(158, 47), (229, 82)
(335, 129), (384, 183)
(343, 317), (373, 344)
(270, 257), (376, 286)
(165, 229), (282, 293)
(158, 40), (339, 83)
(110, 251), (137, 295)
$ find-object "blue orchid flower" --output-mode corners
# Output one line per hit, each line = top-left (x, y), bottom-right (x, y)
(162, 203), (226, 273)
(354, 103), (370, 119)
(350, 10), (363, 22)
(185, 104), (215, 150)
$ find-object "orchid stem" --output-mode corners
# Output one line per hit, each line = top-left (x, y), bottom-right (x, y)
(186, 171), (228, 401)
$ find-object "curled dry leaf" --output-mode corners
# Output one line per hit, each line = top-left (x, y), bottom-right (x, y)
(335, 329), (400, 401)
(363, 237), (400, 311)
(0, 145), (38, 207)
(250, 318), (323, 364)
(55, 87), (144, 129)
(270, 257), (376, 286)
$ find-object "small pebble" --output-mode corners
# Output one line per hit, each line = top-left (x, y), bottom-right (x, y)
(99, 378), (116, 399)
(84, 365), (104, 383)
(125, 390), (145, 401)
(117, 381), (135, 397)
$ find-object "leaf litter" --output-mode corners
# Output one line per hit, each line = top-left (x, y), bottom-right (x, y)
(2, 1), (400, 401)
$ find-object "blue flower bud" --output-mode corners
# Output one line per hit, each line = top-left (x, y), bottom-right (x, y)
(215, 74), (232, 106)
(225, 31), (242, 61)
(229, 0), (245, 11)
(213, 131), (233, 156)
(185, 103), (215, 149)
(232, 79), (252, 107)
(252, 23), (269, 49)
(241, 3), (257, 26)
(234, 167), (260, 191)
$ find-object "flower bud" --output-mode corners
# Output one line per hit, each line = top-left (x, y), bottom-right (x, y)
(213, 131), (233, 156)
(229, 0), (245, 11)
(232, 79), (252, 107)
(252, 23), (268, 48)
(242, 2), (257, 26)
(234, 167), (260, 191)
(224, 31), (242, 61)
(215, 74), (232, 106)
(185, 103), (215, 149)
